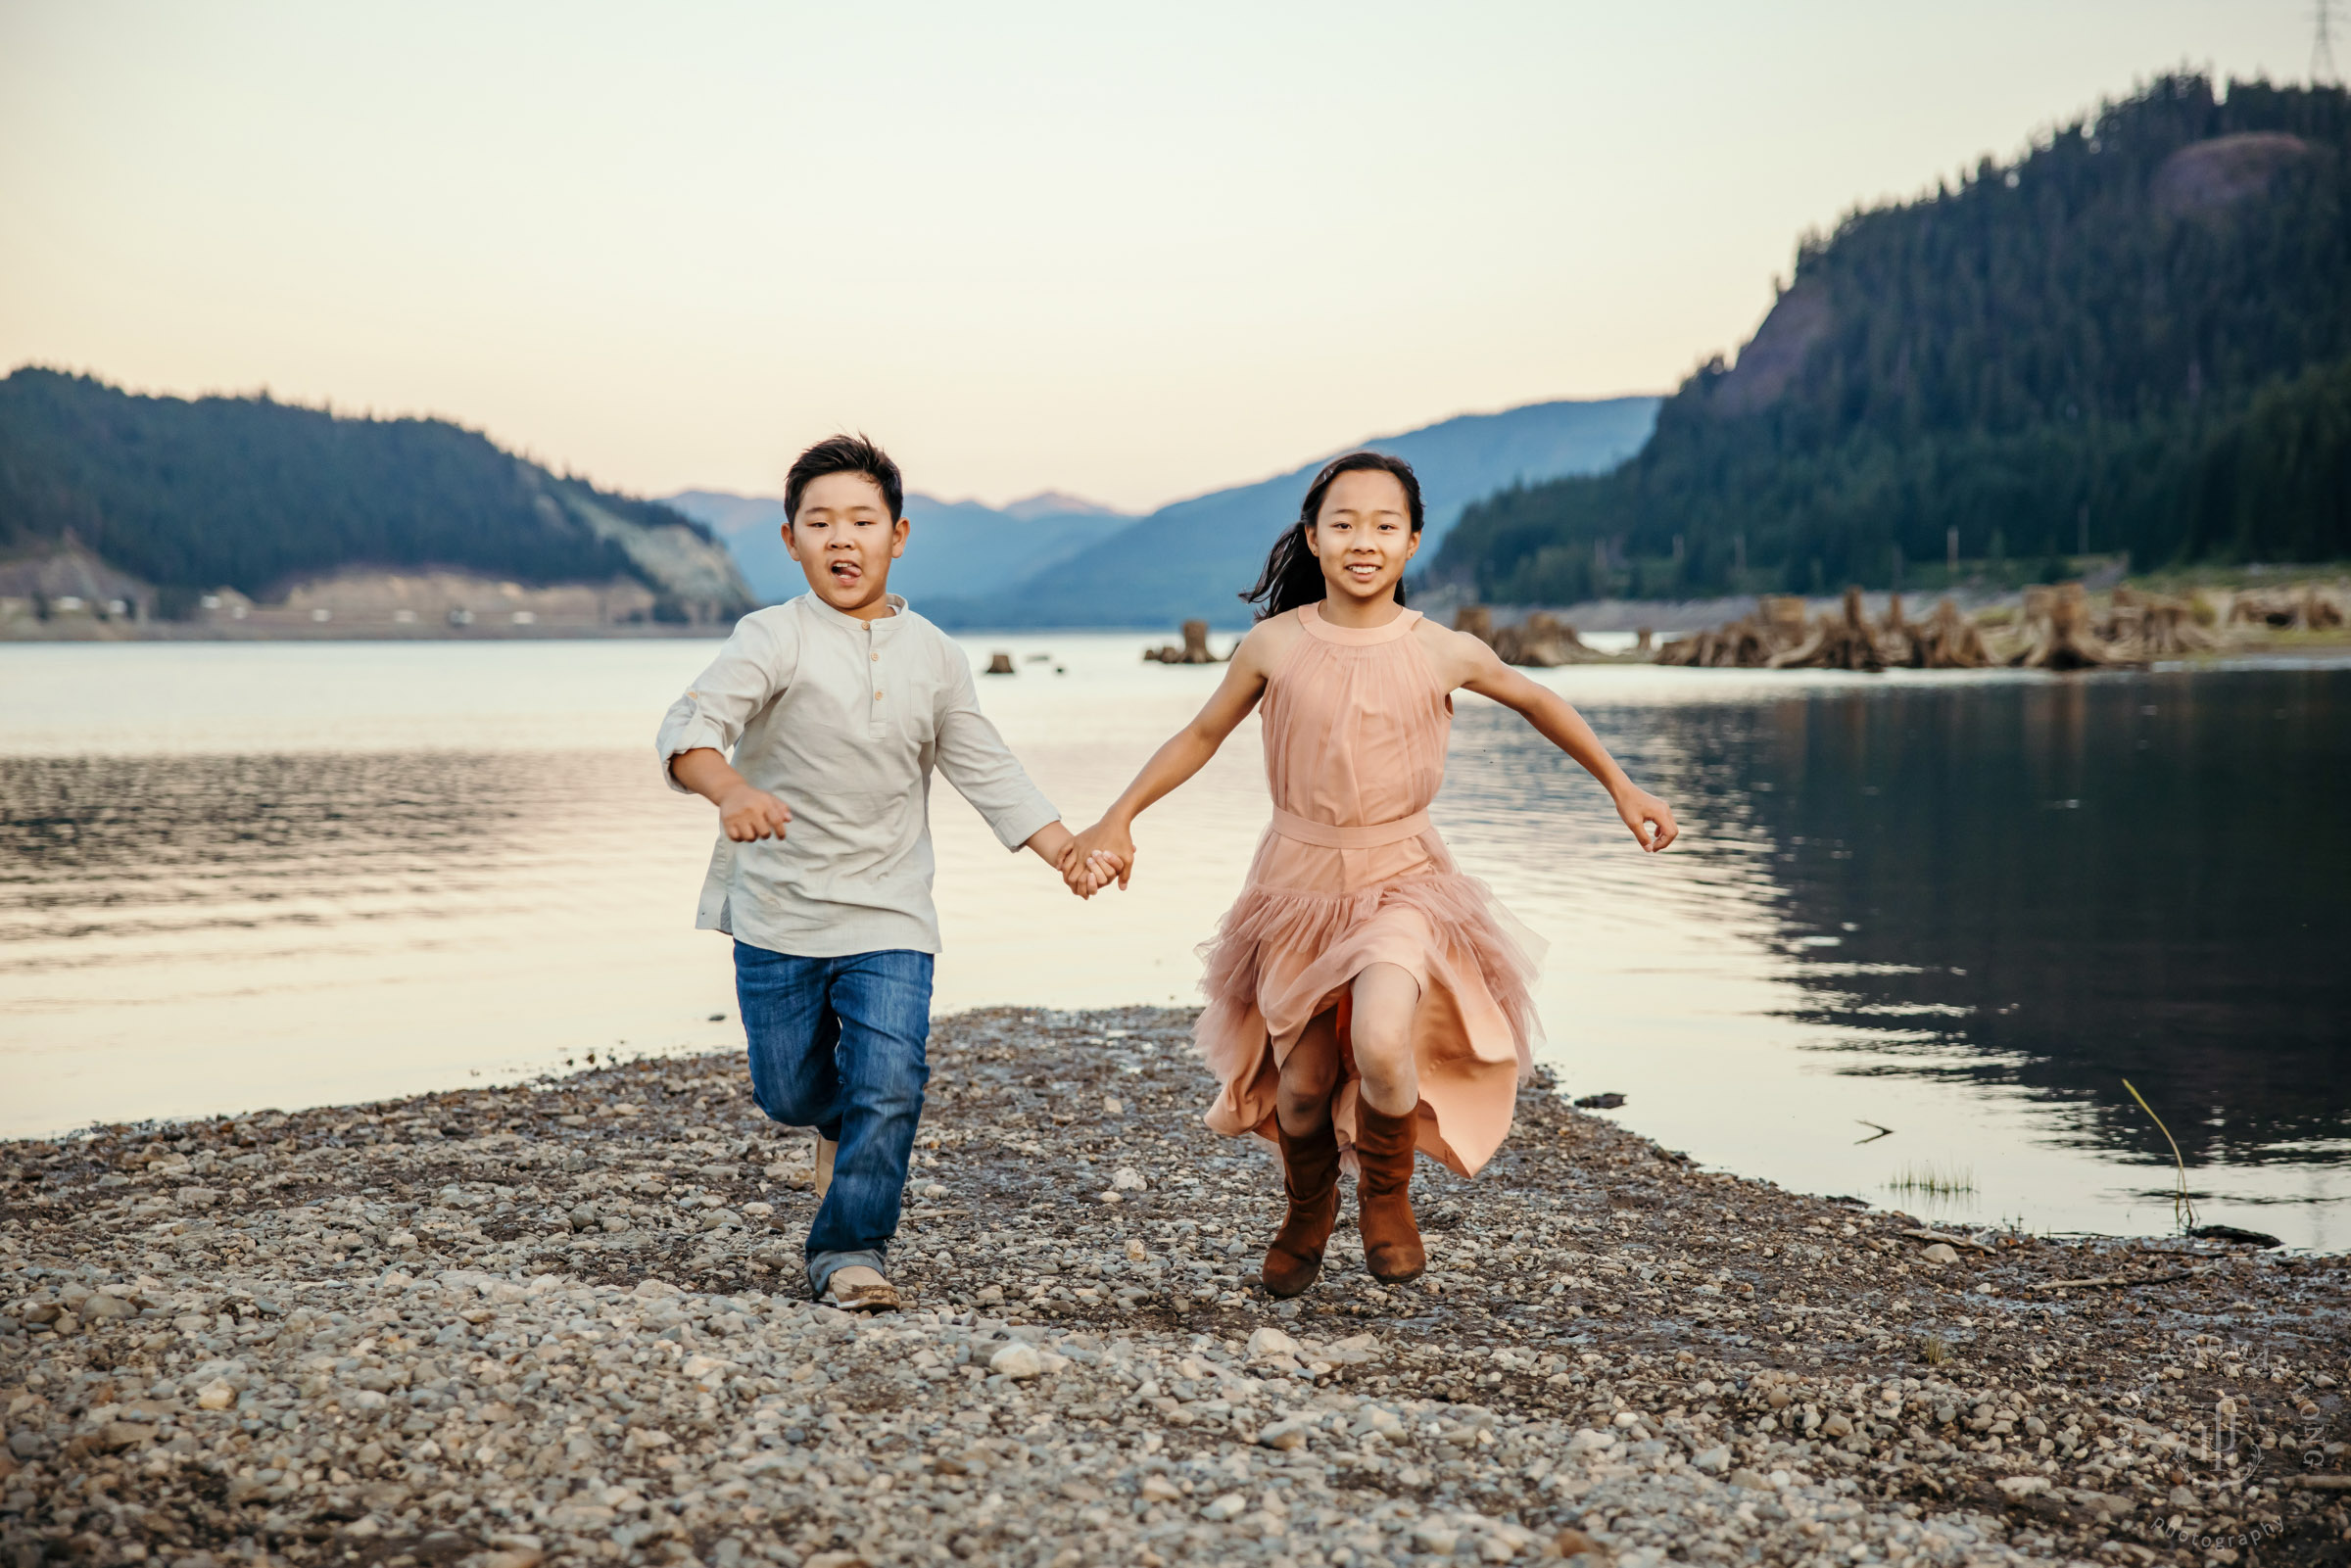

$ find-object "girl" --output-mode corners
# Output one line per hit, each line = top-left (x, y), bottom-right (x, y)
(1067, 451), (1677, 1296)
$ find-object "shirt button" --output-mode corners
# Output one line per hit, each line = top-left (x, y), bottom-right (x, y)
(874, 690), (884, 699)
(871, 652), (880, 661)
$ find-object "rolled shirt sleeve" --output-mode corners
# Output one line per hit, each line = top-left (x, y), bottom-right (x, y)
(932, 651), (1060, 850)
(654, 613), (797, 792)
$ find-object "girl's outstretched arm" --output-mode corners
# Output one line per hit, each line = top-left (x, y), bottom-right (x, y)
(1448, 630), (1680, 853)
(1066, 619), (1288, 891)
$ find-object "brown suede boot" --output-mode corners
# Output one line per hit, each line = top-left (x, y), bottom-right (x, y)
(1262, 1115), (1341, 1297)
(1354, 1101), (1427, 1283)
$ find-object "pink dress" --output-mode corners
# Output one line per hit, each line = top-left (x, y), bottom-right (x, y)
(1195, 602), (1545, 1176)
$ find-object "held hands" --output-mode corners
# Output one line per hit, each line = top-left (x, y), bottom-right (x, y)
(716, 784), (792, 842)
(1612, 784), (1679, 853)
(1060, 819), (1137, 897)
(1030, 822), (1127, 899)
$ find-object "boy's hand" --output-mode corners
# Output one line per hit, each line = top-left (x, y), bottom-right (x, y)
(718, 784), (792, 842)
(1067, 819), (1138, 891)
(1611, 784), (1678, 853)
(1027, 822), (1124, 898)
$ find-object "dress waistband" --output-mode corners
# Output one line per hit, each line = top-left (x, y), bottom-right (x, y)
(1269, 806), (1434, 849)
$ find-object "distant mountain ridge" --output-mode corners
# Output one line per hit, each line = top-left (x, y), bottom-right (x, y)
(1439, 75), (2351, 602)
(667, 490), (1132, 605)
(845, 397), (1659, 629)
(0, 369), (753, 615)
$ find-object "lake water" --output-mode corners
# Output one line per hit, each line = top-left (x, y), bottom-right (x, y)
(4, 636), (2346, 1248)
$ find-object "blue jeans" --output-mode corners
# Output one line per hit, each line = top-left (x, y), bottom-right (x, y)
(733, 942), (934, 1296)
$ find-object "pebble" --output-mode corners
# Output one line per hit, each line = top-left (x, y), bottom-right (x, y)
(2, 1003), (2341, 1568)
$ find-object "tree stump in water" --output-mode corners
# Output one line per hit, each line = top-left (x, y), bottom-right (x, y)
(2007, 583), (2139, 669)
(1456, 604), (1616, 665)
(1494, 611), (1612, 666)
(1769, 586), (1884, 671)
(1916, 598), (1993, 667)
(1656, 595), (1806, 666)
(1143, 619), (1223, 664)
(2225, 585), (2347, 631)
(984, 651), (1017, 675)
(2101, 587), (2216, 659)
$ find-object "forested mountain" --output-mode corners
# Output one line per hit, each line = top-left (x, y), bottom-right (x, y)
(0, 370), (752, 611)
(668, 488), (1130, 605)
(1438, 76), (2351, 602)
(920, 396), (1659, 629)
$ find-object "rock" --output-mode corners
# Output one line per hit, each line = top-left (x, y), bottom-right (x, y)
(1552, 1527), (1612, 1560)
(1103, 1096), (1124, 1115)
(4, 1003), (2288, 1568)
(990, 1342), (1044, 1379)
(1257, 1418), (1312, 1450)
(1413, 1520), (1461, 1554)
(1920, 1243), (1960, 1265)
(175, 1185), (220, 1207)
(2167, 1484), (2200, 1509)
(1997, 1476), (2049, 1498)
(1111, 1167), (1147, 1191)
(1247, 1326), (1299, 1359)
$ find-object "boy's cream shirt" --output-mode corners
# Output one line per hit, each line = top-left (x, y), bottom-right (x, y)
(656, 593), (1058, 957)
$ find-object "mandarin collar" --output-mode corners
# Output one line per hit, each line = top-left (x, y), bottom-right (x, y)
(801, 591), (909, 632)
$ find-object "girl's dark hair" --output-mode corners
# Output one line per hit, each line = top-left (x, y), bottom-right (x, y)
(1241, 451), (1424, 620)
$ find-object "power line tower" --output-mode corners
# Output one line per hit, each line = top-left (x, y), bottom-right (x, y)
(2320, 0), (2343, 86)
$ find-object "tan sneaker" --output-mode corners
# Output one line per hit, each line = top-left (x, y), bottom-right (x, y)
(821, 1263), (899, 1312)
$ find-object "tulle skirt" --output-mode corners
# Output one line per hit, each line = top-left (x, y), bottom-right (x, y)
(1193, 826), (1544, 1177)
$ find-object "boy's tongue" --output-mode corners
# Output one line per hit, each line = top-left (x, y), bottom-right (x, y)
(831, 560), (862, 585)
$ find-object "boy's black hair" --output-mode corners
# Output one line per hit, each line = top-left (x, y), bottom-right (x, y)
(1241, 451), (1424, 619)
(784, 433), (904, 524)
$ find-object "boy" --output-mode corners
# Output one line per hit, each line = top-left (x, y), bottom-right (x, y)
(657, 434), (1109, 1311)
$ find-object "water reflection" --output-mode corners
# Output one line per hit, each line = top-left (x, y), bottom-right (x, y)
(2, 641), (2342, 1246)
(1643, 672), (2351, 1168)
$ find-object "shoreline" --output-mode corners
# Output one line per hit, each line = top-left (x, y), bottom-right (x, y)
(5, 1006), (2347, 1567)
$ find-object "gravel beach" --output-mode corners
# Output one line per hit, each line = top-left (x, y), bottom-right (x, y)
(5, 1006), (2347, 1568)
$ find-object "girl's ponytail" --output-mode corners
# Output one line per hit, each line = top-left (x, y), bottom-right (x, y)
(1240, 451), (1425, 621)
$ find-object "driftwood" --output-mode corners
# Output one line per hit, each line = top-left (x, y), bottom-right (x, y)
(1454, 607), (1618, 666)
(1768, 586), (1884, 671)
(1655, 595), (1810, 667)
(1999, 583), (2144, 670)
(2026, 1272), (2200, 1291)
(1896, 1227), (1996, 1254)
(1656, 591), (1997, 671)
(2099, 587), (2216, 659)
(1914, 598), (1994, 667)
(2225, 584), (2347, 631)
(1143, 620), (1223, 664)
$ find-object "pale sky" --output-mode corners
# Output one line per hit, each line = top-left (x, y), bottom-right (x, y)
(0, 2), (2316, 512)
